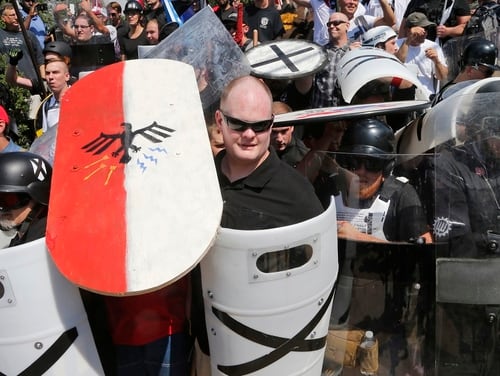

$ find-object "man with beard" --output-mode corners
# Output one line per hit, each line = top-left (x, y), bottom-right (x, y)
(317, 117), (431, 242)
(316, 118), (431, 375)
(0, 152), (51, 247)
(0, 3), (45, 95)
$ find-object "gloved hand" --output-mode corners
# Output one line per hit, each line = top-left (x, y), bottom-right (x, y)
(8, 49), (23, 66)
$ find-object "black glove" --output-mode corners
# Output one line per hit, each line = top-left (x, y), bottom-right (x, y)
(8, 49), (23, 66)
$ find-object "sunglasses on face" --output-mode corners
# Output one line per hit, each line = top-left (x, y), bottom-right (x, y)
(0, 193), (31, 212)
(338, 156), (387, 172)
(327, 20), (347, 27)
(221, 112), (274, 133)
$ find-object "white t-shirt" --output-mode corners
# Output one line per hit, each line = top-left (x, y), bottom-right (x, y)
(363, 0), (394, 18)
(397, 38), (448, 98)
(311, 0), (332, 46)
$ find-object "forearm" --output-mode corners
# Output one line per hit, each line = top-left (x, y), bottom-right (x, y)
(395, 39), (409, 63)
(23, 15), (32, 30)
(444, 23), (466, 37)
(5, 64), (18, 87)
(6, 64), (34, 90)
(433, 60), (448, 81)
(292, 0), (311, 9)
(377, 0), (396, 27)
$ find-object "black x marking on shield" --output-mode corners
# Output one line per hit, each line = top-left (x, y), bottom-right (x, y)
(0, 327), (78, 376)
(213, 286), (335, 376)
(251, 45), (315, 73)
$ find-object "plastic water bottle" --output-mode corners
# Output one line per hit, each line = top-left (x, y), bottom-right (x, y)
(360, 330), (377, 375)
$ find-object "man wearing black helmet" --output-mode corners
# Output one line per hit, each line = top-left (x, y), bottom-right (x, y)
(432, 38), (500, 104)
(425, 79), (500, 375)
(0, 152), (51, 246)
(317, 118), (431, 242)
(317, 118), (431, 375)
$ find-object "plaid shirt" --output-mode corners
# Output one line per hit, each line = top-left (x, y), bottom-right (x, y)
(311, 43), (350, 108)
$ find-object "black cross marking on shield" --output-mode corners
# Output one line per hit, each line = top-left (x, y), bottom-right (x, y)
(212, 285), (335, 376)
(0, 327), (78, 376)
(250, 45), (315, 73)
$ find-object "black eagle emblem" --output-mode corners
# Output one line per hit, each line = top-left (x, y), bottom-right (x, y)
(82, 122), (175, 163)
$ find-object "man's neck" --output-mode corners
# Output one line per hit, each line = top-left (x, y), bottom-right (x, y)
(330, 37), (348, 48)
(221, 150), (269, 183)
(53, 85), (69, 101)
(254, 0), (269, 9)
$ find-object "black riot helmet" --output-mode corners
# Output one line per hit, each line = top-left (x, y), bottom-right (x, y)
(337, 118), (396, 175)
(43, 41), (72, 61)
(339, 118), (396, 159)
(124, 0), (143, 14)
(0, 152), (52, 206)
(459, 38), (500, 72)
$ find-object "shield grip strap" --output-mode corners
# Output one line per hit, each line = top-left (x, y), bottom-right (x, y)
(13, 327), (79, 376)
(214, 285), (335, 375)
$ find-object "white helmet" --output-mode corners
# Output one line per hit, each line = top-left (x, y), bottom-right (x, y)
(361, 26), (397, 48)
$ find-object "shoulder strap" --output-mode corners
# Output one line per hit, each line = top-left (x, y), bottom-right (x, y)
(379, 176), (408, 202)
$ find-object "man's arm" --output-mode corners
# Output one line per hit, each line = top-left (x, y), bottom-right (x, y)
(436, 15), (470, 38)
(6, 50), (34, 90)
(395, 26), (426, 63)
(374, 0), (396, 27)
(292, 0), (312, 9)
(79, 0), (109, 35)
(23, 2), (39, 30)
(425, 47), (448, 81)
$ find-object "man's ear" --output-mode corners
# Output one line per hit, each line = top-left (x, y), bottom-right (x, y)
(215, 109), (224, 131)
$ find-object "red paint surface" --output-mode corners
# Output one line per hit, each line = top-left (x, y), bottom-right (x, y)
(47, 62), (128, 294)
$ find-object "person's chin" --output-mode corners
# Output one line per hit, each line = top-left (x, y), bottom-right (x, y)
(0, 218), (17, 232)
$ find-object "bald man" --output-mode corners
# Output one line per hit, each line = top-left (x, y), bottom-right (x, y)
(191, 76), (324, 373)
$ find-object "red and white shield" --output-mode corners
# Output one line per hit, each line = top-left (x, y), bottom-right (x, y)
(47, 59), (222, 296)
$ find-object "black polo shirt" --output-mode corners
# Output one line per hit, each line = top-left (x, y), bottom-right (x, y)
(192, 149), (324, 355)
(215, 148), (324, 230)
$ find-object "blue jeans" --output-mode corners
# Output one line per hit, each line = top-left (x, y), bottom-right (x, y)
(115, 333), (190, 376)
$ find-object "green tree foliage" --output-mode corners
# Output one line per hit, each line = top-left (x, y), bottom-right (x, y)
(0, 54), (34, 149)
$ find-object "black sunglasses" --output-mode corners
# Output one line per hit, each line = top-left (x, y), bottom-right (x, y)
(221, 112), (274, 133)
(338, 156), (386, 173)
(327, 20), (347, 27)
(0, 192), (31, 212)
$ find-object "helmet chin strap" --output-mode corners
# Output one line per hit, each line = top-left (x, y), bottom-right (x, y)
(14, 203), (46, 243)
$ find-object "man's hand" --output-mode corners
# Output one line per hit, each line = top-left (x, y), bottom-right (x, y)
(8, 49), (23, 66)
(424, 47), (439, 63)
(406, 26), (426, 45)
(79, 0), (92, 13)
(28, 2), (39, 17)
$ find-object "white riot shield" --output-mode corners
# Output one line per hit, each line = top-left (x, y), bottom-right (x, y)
(395, 77), (500, 163)
(0, 238), (103, 375)
(337, 47), (429, 103)
(201, 202), (338, 376)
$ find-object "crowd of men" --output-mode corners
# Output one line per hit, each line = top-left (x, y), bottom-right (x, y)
(0, 0), (499, 375)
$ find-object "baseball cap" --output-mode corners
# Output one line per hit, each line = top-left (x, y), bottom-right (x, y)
(406, 12), (436, 28)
